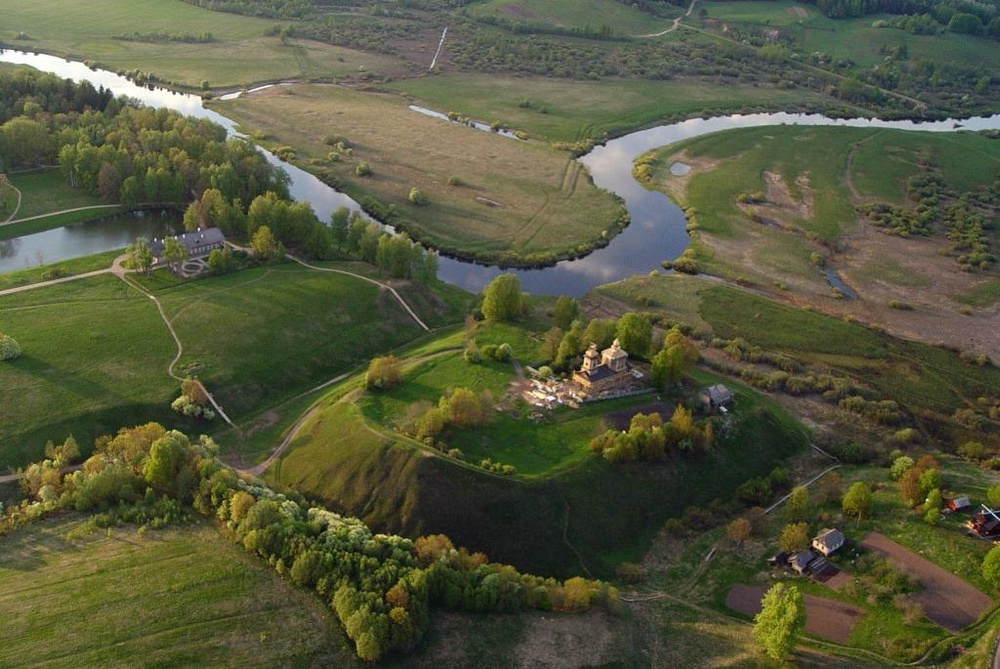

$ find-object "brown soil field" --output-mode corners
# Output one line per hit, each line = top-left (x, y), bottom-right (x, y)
(860, 532), (993, 632)
(726, 583), (863, 644)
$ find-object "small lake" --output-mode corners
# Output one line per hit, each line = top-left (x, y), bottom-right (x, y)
(3, 49), (1000, 297)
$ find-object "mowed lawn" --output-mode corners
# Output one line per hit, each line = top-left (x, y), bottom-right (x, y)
(217, 84), (623, 263)
(0, 275), (177, 469)
(0, 516), (356, 668)
(1, 0), (409, 87)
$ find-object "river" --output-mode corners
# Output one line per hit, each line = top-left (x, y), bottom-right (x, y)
(3, 49), (999, 296)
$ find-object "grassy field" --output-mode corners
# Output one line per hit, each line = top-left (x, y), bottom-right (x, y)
(643, 125), (1000, 355)
(391, 73), (836, 144)
(0, 261), (465, 470)
(0, 516), (358, 667)
(1, 0), (410, 88)
(7, 168), (103, 220)
(0, 251), (120, 291)
(702, 0), (1000, 72)
(215, 83), (625, 265)
(0, 275), (177, 470)
(466, 0), (677, 35)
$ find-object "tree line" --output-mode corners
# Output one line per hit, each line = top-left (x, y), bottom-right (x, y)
(4, 423), (618, 663)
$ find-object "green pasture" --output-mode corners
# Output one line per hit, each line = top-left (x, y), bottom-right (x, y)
(154, 263), (454, 416)
(0, 251), (119, 291)
(391, 73), (835, 144)
(849, 130), (1000, 203)
(466, 0), (677, 36)
(702, 0), (1000, 73)
(1, 0), (408, 88)
(0, 516), (356, 668)
(0, 260), (463, 469)
(216, 84), (624, 265)
(0, 275), (176, 469)
(6, 168), (102, 220)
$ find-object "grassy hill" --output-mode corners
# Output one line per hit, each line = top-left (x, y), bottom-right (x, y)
(268, 322), (807, 578)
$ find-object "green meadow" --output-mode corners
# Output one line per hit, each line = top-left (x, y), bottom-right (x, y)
(0, 262), (464, 470)
(0, 516), (358, 667)
(1, 0), (408, 88)
(466, 0), (677, 35)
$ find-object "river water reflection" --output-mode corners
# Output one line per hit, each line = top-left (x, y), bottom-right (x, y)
(3, 49), (999, 296)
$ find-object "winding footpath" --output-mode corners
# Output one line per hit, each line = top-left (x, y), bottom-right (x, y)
(638, 0), (698, 37)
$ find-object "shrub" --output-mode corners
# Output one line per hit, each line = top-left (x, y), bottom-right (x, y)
(0, 333), (21, 361)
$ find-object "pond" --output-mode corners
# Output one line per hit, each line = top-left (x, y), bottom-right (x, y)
(3, 49), (1000, 297)
(0, 212), (178, 274)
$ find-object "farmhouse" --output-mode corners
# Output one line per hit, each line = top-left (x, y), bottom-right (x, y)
(150, 228), (226, 262)
(791, 549), (818, 574)
(701, 384), (734, 412)
(572, 339), (635, 398)
(969, 505), (1000, 537)
(812, 528), (845, 557)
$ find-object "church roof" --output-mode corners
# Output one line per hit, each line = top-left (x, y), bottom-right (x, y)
(602, 338), (627, 359)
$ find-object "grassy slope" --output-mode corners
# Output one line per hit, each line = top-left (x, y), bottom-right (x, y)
(215, 84), (623, 262)
(1, 0), (408, 87)
(0, 251), (120, 291)
(6, 168), (102, 219)
(597, 274), (1000, 419)
(0, 275), (177, 470)
(0, 516), (357, 667)
(0, 263), (463, 469)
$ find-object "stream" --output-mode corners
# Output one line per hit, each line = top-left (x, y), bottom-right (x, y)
(3, 49), (999, 297)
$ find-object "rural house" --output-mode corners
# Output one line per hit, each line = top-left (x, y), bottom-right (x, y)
(811, 528), (845, 557)
(969, 505), (1000, 537)
(701, 384), (734, 412)
(790, 550), (818, 574)
(150, 227), (226, 262)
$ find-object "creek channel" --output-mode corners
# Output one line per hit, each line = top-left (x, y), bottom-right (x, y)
(3, 49), (1000, 296)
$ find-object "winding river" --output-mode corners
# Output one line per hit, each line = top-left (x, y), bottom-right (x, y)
(3, 49), (1000, 296)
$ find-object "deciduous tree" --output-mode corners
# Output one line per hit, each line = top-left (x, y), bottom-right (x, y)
(983, 546), (1000, 589)
(753, 583), (804, 660)
(778, 522), (810, 553)
(366, 356), (403, 391)
(842, 482), (872, 521)
(482, 273), (523, 322)
(615, 313), (652, 359)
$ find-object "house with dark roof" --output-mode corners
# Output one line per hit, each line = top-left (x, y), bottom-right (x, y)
(969, 505), (1000, 537)
(149, 228), (226, 262)
(701, 384), (734, 412)
(811, 528), (845, 557)
(790, 549), (817, 574)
